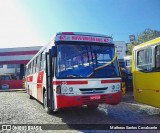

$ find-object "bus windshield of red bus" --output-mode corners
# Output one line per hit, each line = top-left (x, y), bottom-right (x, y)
(56, 43), (120, 79)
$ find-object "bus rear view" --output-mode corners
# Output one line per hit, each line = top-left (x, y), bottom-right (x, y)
(26, 32), (122, 113)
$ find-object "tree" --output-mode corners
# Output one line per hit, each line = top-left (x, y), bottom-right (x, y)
(126, 28), (160, 55)
(126, 43), (134, 55)
(137, 28), (160, 44)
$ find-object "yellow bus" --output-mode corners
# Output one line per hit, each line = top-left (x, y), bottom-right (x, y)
(132, 37), (160, 108)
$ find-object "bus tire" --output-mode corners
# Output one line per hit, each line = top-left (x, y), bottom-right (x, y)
(28, 87), (33, 99)
(29, 94), (34, 99)
(87, 105), (98, 110)
(43, 91), (53, 114)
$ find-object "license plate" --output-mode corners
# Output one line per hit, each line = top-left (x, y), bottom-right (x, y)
(90, 95), (101, 100)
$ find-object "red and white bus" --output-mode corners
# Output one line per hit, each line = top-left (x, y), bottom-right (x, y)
(25, 32), (122, 114)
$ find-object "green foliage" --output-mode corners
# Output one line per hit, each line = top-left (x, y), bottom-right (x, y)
(137, 28), (160, 44)
(126, 28), (160, 55)
(126, 43), (134, 55)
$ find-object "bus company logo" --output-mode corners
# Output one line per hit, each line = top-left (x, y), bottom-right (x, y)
(93, 89), (96, 93)
(2, 125), (11, 131)
(62, 81), (67, 85)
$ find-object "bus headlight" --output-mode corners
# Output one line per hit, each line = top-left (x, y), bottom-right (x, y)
(69, 87), (73, 92)
(116, 84), (120, 90)
(112, 85), (115, 90)
(56, 85), (61, 94)
(62, 86), (68, 92)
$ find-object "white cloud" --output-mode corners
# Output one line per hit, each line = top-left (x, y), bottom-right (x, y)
(0, 0), (44, 48)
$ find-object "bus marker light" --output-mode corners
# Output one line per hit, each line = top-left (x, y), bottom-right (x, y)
(116, 84), (120, 90)
(69, 87), (73, 92)
(112, 85), (115, 90)
(62, 32), (74, 35)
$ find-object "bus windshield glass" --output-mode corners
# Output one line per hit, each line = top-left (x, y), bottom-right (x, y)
(56, 43), (120, 78)
(126, 58), (132, 74)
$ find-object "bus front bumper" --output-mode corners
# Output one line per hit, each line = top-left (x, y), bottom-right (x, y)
(56, 91), (122, 109)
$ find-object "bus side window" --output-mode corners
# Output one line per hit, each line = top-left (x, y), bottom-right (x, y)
(137, 50), (144, 69)
(39, 53), (42, 71)
(33, 59), (36, 73)
(30, 62), (33, 74)
(126, 59), (131, 67)
(137, 48), (153, 71)
(27, 67), (29, 75)
(36, 55), (41, 72)
(35, 57), (38, 73)
(28, 64), (30, 75)
(155, 45), (160, 70)
(40, 50), (46, 71)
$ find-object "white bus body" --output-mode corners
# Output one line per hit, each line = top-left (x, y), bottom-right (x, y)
(25, 32), (122, 113)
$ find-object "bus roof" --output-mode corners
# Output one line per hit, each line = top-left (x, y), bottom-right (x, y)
(56, 32), (111, 38)
(26, 32), (113, 67)
(55, 32), (113, 44)
(133, 37), (160, 51)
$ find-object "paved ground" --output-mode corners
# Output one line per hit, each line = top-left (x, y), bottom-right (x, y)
(0, 91), (159, 133)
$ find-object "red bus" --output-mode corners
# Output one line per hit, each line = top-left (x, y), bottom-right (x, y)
(25, 32), (122, 114)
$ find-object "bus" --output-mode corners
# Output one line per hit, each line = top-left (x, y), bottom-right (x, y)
(25, 32), (122, 113)
(132, 37), (160, 108)
(124, 55), (133, 91)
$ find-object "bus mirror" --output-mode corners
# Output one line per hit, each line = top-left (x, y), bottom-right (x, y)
(51, 46), (57, 57)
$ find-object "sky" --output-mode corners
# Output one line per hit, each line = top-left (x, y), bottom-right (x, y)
(0, 0), (160, 48)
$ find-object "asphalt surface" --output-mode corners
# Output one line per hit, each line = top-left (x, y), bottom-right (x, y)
(0, 91), (159, 133)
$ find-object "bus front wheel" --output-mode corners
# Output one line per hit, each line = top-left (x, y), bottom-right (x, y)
(28, 88), (33, 99)
(43, 91), (53, 114)
(29, 94), (34, 99)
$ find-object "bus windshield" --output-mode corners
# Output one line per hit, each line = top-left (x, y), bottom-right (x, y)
(125, 58), (132, 74)
(56, 43), (120, 79)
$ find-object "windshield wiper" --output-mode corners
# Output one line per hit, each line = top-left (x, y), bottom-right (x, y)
(87, 54), (117, 77)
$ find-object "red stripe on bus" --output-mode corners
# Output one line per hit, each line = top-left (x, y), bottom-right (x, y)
(0, 60), (29, 65)
(0, 51), (38, 56)
(37, 71), (44, 102)
(37, 71), (44, 83)
(53, 81), (88, 85)
(101, 79), (121, 84)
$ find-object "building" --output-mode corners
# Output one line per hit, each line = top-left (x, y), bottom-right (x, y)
(0, 46), (42, 89)
(114, 41), (127, 67)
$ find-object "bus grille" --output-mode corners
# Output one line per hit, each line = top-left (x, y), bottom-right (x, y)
(82, 95), (106, 105)
(79, 87), (108, 94)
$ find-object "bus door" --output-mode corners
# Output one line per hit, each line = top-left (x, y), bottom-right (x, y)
(46, 49), (54, 110)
